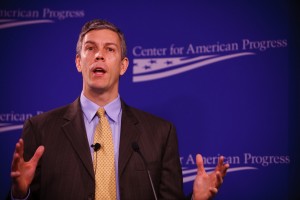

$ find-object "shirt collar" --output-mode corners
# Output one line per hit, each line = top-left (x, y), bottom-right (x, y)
(80, 92), (121, 123)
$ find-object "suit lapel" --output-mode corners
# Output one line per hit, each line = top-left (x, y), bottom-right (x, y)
(118, 101), (141, 176)
(61, 98), (94, 179)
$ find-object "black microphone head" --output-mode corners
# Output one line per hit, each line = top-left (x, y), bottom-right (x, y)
(91, 143), (101, 151)
(131, 142), (140, 152)
(94, 143), (101, 151)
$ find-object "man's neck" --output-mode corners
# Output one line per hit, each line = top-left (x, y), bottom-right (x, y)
(82, 89), (118, 107)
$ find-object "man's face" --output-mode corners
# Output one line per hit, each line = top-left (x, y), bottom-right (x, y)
(76, 29), (128, 99)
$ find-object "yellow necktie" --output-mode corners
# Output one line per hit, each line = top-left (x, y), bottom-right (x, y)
(93, 108), (116, 200)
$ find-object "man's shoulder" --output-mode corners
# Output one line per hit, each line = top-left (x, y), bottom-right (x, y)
(123, 103), (172, 125)
(29, 98), (80, 122)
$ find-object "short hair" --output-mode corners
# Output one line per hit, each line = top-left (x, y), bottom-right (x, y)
(76, 19), (127, 59)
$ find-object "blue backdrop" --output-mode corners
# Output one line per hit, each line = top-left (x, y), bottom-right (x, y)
(1, 0), (299, 199)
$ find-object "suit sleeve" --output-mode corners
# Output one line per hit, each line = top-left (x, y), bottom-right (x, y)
(158, 123), (185, 200)
(21, 118), (42, 199)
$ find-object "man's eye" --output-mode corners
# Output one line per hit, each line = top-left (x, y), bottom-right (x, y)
(85, 46), (94, 51)
(107, 47), (115, 52)
(87, 47), (94, 51)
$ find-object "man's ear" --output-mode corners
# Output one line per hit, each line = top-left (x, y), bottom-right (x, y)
(120, 57), (129, 76)
(75, 54), (82, 72)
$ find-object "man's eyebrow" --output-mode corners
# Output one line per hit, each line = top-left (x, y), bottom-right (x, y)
(104, 42), (118, 47)
(84, 40), (97, 45)
(84, 41), (118, 47)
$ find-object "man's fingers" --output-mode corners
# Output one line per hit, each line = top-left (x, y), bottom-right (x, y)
(11, 171), (21, 178)
(220, 163), (230, 177)
(209, 187), (218, 195)
(217, 156), (225, 169)
(196, 154), (205, 175)
(215, 171), (223, 187)
(11, 139), (24, 172)
(13, 139), (23, 158)
(30, 146), (45, 165)
(11, 152), (21, 171)
(222, 163), (230, 175)
(16, 139), (24, 158)
(217, 156), (230, 176)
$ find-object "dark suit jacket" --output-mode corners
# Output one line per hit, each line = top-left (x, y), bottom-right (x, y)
(19, 98), (185, 200)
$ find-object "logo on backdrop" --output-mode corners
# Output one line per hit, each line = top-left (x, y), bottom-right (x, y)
(0, 111), (43, 133)
(181, 153), (290, 183)
(0, 8), (85, 29)
(132, 39), (288, 82)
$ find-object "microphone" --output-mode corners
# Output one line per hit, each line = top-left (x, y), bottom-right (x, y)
(91, 143), (101, 152)
(132, 142), (158, 200)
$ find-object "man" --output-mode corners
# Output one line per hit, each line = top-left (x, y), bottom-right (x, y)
(10, 19), (229, 200)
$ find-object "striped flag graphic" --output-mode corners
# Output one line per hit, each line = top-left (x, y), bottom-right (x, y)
(132, 52), (254, 82)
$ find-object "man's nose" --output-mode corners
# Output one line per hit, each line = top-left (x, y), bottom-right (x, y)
(95, 50), (104, 61)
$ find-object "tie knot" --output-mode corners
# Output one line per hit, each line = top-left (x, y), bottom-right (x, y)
(97, 107), (105, 118)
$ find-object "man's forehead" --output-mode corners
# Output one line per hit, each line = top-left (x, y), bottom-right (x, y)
(83, 29), (120, 43)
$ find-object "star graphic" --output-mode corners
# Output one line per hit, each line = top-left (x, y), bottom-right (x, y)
(149, 59), (157, 64)
(165, 60), (173, 65)
(144, 65), (151, 70)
